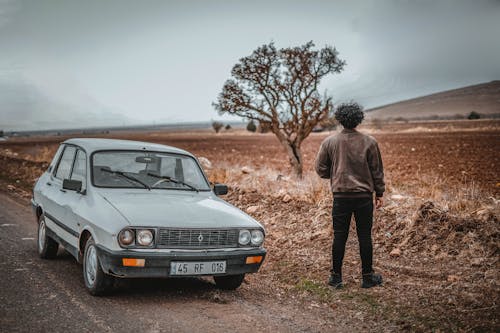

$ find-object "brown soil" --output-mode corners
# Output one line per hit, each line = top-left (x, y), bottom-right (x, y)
(1, 120), (499, 332)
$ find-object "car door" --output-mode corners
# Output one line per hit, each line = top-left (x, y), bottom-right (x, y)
(62, 148), (88, 240)
(36, 144), (64, 215)
(43, 145), (79, 248)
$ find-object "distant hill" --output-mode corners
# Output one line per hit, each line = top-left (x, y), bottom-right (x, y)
(365, 80), (500, 120)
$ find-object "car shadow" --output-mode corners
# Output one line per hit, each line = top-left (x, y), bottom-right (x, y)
(45, 248), (236, 300)
(56, 248), (75, 260)
(113, 276), (217, 296)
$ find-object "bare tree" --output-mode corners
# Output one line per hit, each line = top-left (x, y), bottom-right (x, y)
(214, 41), (345, 177)
(212, 121), (224, 133)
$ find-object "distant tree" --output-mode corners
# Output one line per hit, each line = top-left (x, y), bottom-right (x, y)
(258, 121), (272, 133)
(319, 115), (338, 131)
(212, 121), (224, 133)
(467, 111), (480, 120)
(214, 41), (345, 177)
(225, 124), (232, 130)
(0, 130), (4, 137)
(246, 120), (257, 132)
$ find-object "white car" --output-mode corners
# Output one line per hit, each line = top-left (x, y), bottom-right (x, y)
(32, 138), (266, 295)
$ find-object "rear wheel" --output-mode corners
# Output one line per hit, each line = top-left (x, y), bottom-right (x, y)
(214, 274), (245, 290)
(37, 215), (58, 259)
(83, 237), (114, 296)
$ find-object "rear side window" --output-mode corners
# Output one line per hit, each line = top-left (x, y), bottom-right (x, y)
(71, 149), (87, 191)
(55, 146), (76, 180)
(48, 145), (65, 173)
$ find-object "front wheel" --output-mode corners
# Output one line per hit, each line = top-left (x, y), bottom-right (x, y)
(83, 237), (114, 296)
(214, 274), (245, 290)
(37, 215), (58, 259)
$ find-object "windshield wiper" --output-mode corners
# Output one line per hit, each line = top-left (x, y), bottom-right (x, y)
(147, 172), (199, 192)
(100, 168), (151, 190)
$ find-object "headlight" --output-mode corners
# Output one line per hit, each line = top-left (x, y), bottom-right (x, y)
(136, 229), (154, 246)
(251, 230), (264, 246)
(239, 229), (251, 246)
(118, 229), (135, 246)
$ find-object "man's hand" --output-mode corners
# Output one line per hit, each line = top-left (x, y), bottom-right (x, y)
(375, 196), (384, 209)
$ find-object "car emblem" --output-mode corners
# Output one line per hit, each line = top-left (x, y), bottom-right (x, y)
(198, 234), (204, 242)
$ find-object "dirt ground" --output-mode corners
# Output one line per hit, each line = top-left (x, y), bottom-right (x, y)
(1, 119), (499, 332)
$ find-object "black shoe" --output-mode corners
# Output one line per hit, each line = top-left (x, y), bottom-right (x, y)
(328, 274), (343, 289)
(361, 272), (383, 288)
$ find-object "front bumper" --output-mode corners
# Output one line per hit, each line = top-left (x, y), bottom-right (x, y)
(96, 245), (266, 278)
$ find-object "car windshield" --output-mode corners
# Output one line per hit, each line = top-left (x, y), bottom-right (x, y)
(92, 151), (210, 191)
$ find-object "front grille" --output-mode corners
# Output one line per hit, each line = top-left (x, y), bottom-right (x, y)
(157, 228), (239, 248)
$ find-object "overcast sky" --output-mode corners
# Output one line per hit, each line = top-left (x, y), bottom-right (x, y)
(1, 0), (499, 130)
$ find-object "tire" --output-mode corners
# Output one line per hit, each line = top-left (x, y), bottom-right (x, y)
(214, 274), (245, 290)
(83, 237), (114, 296)
(37, 215), (58, 259)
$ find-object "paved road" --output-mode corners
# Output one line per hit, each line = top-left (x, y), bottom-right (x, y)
(0, 192), (336, 333)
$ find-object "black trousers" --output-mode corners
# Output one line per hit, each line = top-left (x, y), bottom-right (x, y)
(331, 197), (374, 276)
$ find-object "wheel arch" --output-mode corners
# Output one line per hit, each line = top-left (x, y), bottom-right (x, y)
(36, 205), (43, 223)
(78, 229), (94, 263)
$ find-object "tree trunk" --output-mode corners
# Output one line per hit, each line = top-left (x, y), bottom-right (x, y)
(280, 140), (303, 178)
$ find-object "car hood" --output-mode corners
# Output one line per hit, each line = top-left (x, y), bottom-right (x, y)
(97, 190), (262, 229)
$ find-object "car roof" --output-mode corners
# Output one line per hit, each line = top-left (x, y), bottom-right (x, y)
(62, 138), (193, 156)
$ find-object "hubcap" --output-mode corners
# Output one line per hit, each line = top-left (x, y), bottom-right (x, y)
(85, 245), (98, 286)
(38, 220), (46, 253)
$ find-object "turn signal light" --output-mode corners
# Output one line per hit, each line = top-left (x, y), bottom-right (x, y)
(246, 256), (263, 264)
(122, 258), (145, 267)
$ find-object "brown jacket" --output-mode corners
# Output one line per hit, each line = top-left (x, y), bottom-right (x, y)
(315, 129), (385, 198)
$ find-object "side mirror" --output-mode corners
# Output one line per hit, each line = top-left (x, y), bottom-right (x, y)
(63, 179), (83, 193)
(213, 183), (228, 196)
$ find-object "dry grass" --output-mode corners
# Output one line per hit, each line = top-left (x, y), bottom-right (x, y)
(204, 161), (499, 331)
(207, 164), (331, 206)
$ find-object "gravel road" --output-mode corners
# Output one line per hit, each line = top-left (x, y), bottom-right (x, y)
(0, 192), (340, 333)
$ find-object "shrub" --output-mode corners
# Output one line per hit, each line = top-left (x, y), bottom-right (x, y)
(246, 120), (257, 132)
(467, 111), (480, 120)
(319, 117), (337, 131)
(225, 124), (231, 130)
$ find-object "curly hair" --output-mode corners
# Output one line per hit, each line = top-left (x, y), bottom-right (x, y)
(334, 102), (365, 129)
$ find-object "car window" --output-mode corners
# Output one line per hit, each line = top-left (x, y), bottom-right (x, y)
(55, 146), (76, 180)
(70, 149), (87, 191)
(48, 145), (65, 173)
(92, 151), (210, 190)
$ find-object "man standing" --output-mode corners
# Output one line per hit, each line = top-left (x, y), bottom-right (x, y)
(315, 103), (385, 289)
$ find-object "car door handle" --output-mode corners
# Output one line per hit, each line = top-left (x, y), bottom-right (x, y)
(46, 182), (52, 186)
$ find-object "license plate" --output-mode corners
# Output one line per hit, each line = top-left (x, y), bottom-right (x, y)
(170, 261), (226, 276)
